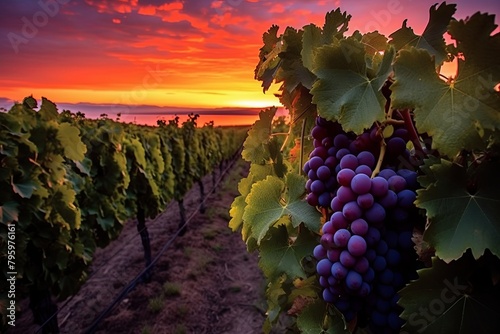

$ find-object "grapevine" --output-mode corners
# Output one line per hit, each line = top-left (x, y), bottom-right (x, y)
(230, 3), (500, 333)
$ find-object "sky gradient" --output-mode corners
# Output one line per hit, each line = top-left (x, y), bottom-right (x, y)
(1, 0), (499, 125)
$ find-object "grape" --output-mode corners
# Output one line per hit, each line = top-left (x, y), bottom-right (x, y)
(334, 229), (351, 247)
(388, 312), (404, 330)
(313, 244), (327, 259)
(371, 176), (389, 197)
(365, 203), (386, 225)
(354, 257), (369, 274)
(379, 190), (397, 208)
(327, 248), (341, 262)
(310, 180), (326, 194)
(318, 192), (331, 207)
(306, 192), (318, 206)
(334, 134), (350, 148)
(386, 137), (406, 157)
(340, 250), (357, 268)
(347, 235), (367, 257)
(331, 262), (348, 279)
(317, 259), (333, 276)
(320, 233), (334, 249)
(397, 189), (416, 208)
(357, 193), (374, 209)
(317, 165), (331, 181)
(351, 173), (371, 194)
(379, 268), (394, 285)
(376, 299), (391, 313)
(357, 151), (376, 168)
(337, 168), (355, 186)
(322, 221), (334, 234)
(371, 310), (387, 327)
(330, 212), (348, 230)
(330, 196), (343, 211)
(311, 125), (328, 139)
(365, 227), (381, 246)
(336, 148), (351, 160)
(308, 156), (324, 170)
(340, 154), (359, 170)
(373, 256), (387, 272)
(377, 168), (396, 180)
(319, 276), (329, 288)
(386, 249), (401, 266)
(355, 164), (372, 176)
(397, 169), (418, 189)
(393, 128), (409, 142)
(324, 156), (337, 168)
(350, 218), (369, 236)
(363, 268), (375, 283)
(342, 201), (363, 221)
(388, 175), (406, 192)
(311, 146), (328, 159)
(376, 240), (388, 255)
(398, 231), (414, 250)
(346, 270), (363, 290)
(337, 186), (356, 203)
(323, 288), (336, 303)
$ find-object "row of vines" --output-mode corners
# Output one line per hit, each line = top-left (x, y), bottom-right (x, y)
(230, 2), (499, 334)
(0, 96), (246, 331)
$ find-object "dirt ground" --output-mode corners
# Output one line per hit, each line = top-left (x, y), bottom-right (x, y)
(10, 158), (276, 334)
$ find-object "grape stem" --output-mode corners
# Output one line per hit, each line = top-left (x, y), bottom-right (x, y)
(384, 119), (405, 126)
(371, 139), (387, 178)
(400, 109), (425, 156)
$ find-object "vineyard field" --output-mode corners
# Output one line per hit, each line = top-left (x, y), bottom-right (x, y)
(8, 158), (274, 333)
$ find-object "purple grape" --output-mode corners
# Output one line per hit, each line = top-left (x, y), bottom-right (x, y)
(330, 196), (343, 211)
(398, 231), (414, 250)
(342, 201), (363, 221)
(365, 227), (381, 246)
(357, 193), (374, 209)
(310, 180), (326, 194)
(377, 168), (396, 180)
(393, 128), (409, 142)
(337, 168), (355, 187)
(336, 148), (351, 160)
(330, 212), (348, 230)
(354, 256), (369, 274)
(340, 250), (357, 268)
(340, 154), (359, 170)
(357, 151), (375, 168)
(388, 175), (407, 192)
(379, 190), (397, 208)
(397, 189), (416, 208)
(373, 256), (387, 272)
(319, 276), (329, 287)
(386, 137), (407, 157)
(346, 270), (363, 290)
(306, 192), (318, 206)
(355, 164), (372, 177)
(308, 156), (324, 170)
(311, 146), (328, 159)
(316, 258), (332, 276)
(320, 233), (334, 249)
(324, 156), (337, 168)
(351, 218), (369, 236)
(318, 192), (332, 207)
(337, 186), (356, 203)
(334, 134), (350, 148)
(333, 229), (351, 248)
(397, 169), (418, 190)
(323, 288), (336, 303)
(331, 262), (348, 279)
(363, 267), (375, 283)
(376, 240), (389, 255)
(365, 203), (386, 225)
(386, 249), (401, 266)
(322, 221), (334, 234)
(379, 268), (394, 285)
(347, 235), (367, 257)
(351, 173), (371, 194)
(371, 176), (389, 197)
(327, 248), (341, 262)
(316, 166), (331, 181)
(313, 244), (327, 259)
(311, 126), (328, 139)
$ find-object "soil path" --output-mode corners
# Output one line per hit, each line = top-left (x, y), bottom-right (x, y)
(11, 158), (270, 334)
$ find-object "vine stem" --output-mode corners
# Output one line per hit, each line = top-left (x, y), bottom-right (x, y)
(299, 118), (307, 175)
(400, 109), (425, 157)
(371, 139), (387, 178)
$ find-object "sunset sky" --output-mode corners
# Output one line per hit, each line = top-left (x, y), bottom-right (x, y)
(1, 0), (499, 125)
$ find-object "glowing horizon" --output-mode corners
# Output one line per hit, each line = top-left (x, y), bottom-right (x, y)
(1, 0), (498, 125)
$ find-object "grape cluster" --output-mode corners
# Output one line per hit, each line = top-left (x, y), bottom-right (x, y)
(307, 117), (421, 333)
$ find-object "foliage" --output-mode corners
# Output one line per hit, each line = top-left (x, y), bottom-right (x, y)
(230, 3), (500, 333)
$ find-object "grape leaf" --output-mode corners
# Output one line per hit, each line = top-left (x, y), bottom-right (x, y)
(228, 176), (253, 232)
(39, 97), (59, 121)
(0, 201), (19, 223)
(297, 300), (349, 334)
(391, 13), (500, 158)
(302, 9), (352, 72)
(11, 178), (38, 198)
(416, 159), (500, 261)
(399, 255), (500, 333)
(389, 2), (456, 65)
(57, 122), (87, 161)
(242, 174), (321, 244)
(242, 107), (276, 163)
(259, 226), (317, 281)
(311, 38), (395, 133)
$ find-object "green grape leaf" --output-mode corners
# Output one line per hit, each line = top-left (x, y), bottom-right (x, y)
(399, 255), (500, 334)
(389, 2), (456, 65)
(259, 226), (317, 280)
(39, 97), (59, 121)
(311, 38), (395, 133)
(74, 157), (92, 176)
(53, 184), (81, 230)
(266, 275), (286, 324)
(23, 95), (37, 109)
(0, 201), (19, 223)
(297, 300), (349, 334)
(361, 31), (388, 55)
(302, 9), (351, 72)
(57, 122), (87, 161)
(242, 107), (276, 163)
(11, 178), (38, 198)
(243, 174), (320, 244)
(416, 159), (500, 261)
(391, 14), (500, 158)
